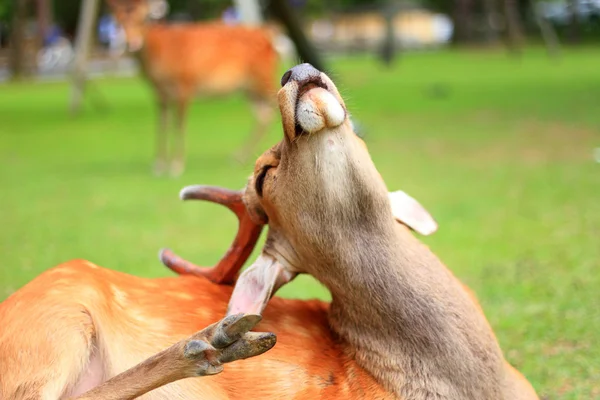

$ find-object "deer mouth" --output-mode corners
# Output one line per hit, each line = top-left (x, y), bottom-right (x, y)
(296, 77), (328, 99)
(278, 64), (347, 140)
(295, 81), (346, 136)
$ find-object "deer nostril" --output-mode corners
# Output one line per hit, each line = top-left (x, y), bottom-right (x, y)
(280, 70), (292, 87)
(280, 63), (321, 87)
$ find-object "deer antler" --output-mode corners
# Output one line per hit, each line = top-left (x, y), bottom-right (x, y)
(159, 185), (264, 285)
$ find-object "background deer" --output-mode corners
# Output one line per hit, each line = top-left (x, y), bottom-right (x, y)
(106, 0), (279, 176)
(0, 64), (538, 400)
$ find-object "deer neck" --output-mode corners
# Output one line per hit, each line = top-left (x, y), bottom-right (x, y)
(310, 225), (508, 399)
(271, 131), (508, 397)
(132, 23), (158, 65)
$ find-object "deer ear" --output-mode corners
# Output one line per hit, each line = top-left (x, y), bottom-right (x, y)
(388, 190), (438, 236)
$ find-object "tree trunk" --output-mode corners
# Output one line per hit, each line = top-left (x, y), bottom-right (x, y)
(567, 0), (581, 43)
(531, 0), (561, 60)
(502, 0), (524, 56)
(9, 0), (32, 80)
(70, 0), (102, 114)
(267, 0), (326, 73)
(380, 1), (398, 67)
(482, 0), (500, 43)
(36, 0), (52, 45)
(452, 0), (474, 44)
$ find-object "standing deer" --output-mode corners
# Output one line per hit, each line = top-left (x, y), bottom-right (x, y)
(0, 64), (539, 400)
(106, 0), (279, 176)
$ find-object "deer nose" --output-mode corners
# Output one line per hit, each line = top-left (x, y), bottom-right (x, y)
(280, 63), (321, 87)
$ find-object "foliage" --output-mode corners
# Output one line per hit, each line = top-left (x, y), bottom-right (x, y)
(0, 1), (12, 22)
(1, 48), (599, 399)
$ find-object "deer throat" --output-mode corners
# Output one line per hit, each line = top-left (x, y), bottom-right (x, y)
(320, 230), (508, 399)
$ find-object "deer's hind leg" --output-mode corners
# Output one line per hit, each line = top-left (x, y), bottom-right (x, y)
(154, 93), (170, 177)
(170, 95), (191, 177)
(0, 273), (103, 399)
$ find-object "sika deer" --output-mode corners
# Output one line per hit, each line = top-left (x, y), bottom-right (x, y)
(0, 64), (538, 400)
(106, 0), (278, 176)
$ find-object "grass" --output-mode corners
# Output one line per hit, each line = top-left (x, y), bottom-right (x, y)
(1, 47), (599, 399)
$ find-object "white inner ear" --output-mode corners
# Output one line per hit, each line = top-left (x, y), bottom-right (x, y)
(388, 190), (438, 236)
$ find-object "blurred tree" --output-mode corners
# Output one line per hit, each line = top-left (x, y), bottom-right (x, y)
(266, 0), (326, 72)
(503, 0), (525, 55)
(70, 0), (107, 114)
(380, 0), (399, 67)
(531, 0), (561, 59)
(0, 2), (11, 22)
(566, 0), (581, 42)
(36, 0), (52, 44)
(53, 0), (80, 38)
(297, 0), (328, 17)
(337, 0), (384, 8)
(482, 0), (500, 43)
(452, 0), (475, 43)
(9, 0), (32, 80)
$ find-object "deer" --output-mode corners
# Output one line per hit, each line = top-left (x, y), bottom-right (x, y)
(0, 63), (539, 400)
(105, 0), (279, 176)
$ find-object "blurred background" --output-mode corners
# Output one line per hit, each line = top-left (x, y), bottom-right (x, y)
(0, 1), (598, 398)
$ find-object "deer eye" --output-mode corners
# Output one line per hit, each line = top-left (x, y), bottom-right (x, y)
(255, 166), (273, 197)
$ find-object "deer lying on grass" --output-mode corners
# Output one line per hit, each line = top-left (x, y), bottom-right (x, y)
(106, 0), (279, 176)
(0, 64), (539, 400)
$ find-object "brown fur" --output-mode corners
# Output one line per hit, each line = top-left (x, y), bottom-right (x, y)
(106, 0), (279, 176)
(0, 66), (538, 399)
(0, 261), (390, 399)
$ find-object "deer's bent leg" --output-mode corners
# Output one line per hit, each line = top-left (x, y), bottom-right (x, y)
(72, 314), (276, 400)
(0, 273), (101, 399)
(171, 95), (191, 177)
(154, 93), (170, 176)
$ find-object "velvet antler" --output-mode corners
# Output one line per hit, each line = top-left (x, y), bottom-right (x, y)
(159, 186), (264, 285)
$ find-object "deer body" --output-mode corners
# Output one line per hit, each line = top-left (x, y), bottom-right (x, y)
(138, 23), (276, 99)
(108, 0), (279, 175)
(0, 64), (539, 399)
(0, 260), (389, 400)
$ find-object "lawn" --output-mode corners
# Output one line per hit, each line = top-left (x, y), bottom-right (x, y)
(1, 47), (598, 399)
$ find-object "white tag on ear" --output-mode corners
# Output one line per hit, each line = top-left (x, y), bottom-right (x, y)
(388, 190), (438, 236)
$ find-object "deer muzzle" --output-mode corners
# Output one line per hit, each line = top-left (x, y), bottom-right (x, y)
(278, 64), (347, 141)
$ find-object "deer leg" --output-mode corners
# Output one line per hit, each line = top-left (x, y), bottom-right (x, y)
(170, 97), (189, 177)
(154, 96), (169, 176)
(0, 302), (98, 400)
(72, 314), (275, 400)
(234, 96), (274, 164)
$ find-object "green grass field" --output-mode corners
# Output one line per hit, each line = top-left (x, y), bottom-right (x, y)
(1, 47), (598, 399)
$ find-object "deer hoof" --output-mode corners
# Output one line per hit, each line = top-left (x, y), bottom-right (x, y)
(183, 314), (276, 376)
(183, 340), (223, 376)
(212, 314), (276, 363)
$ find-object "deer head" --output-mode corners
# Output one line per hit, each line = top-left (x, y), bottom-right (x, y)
(106, 0), (167, 52)
(162, 63), (438, 317)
